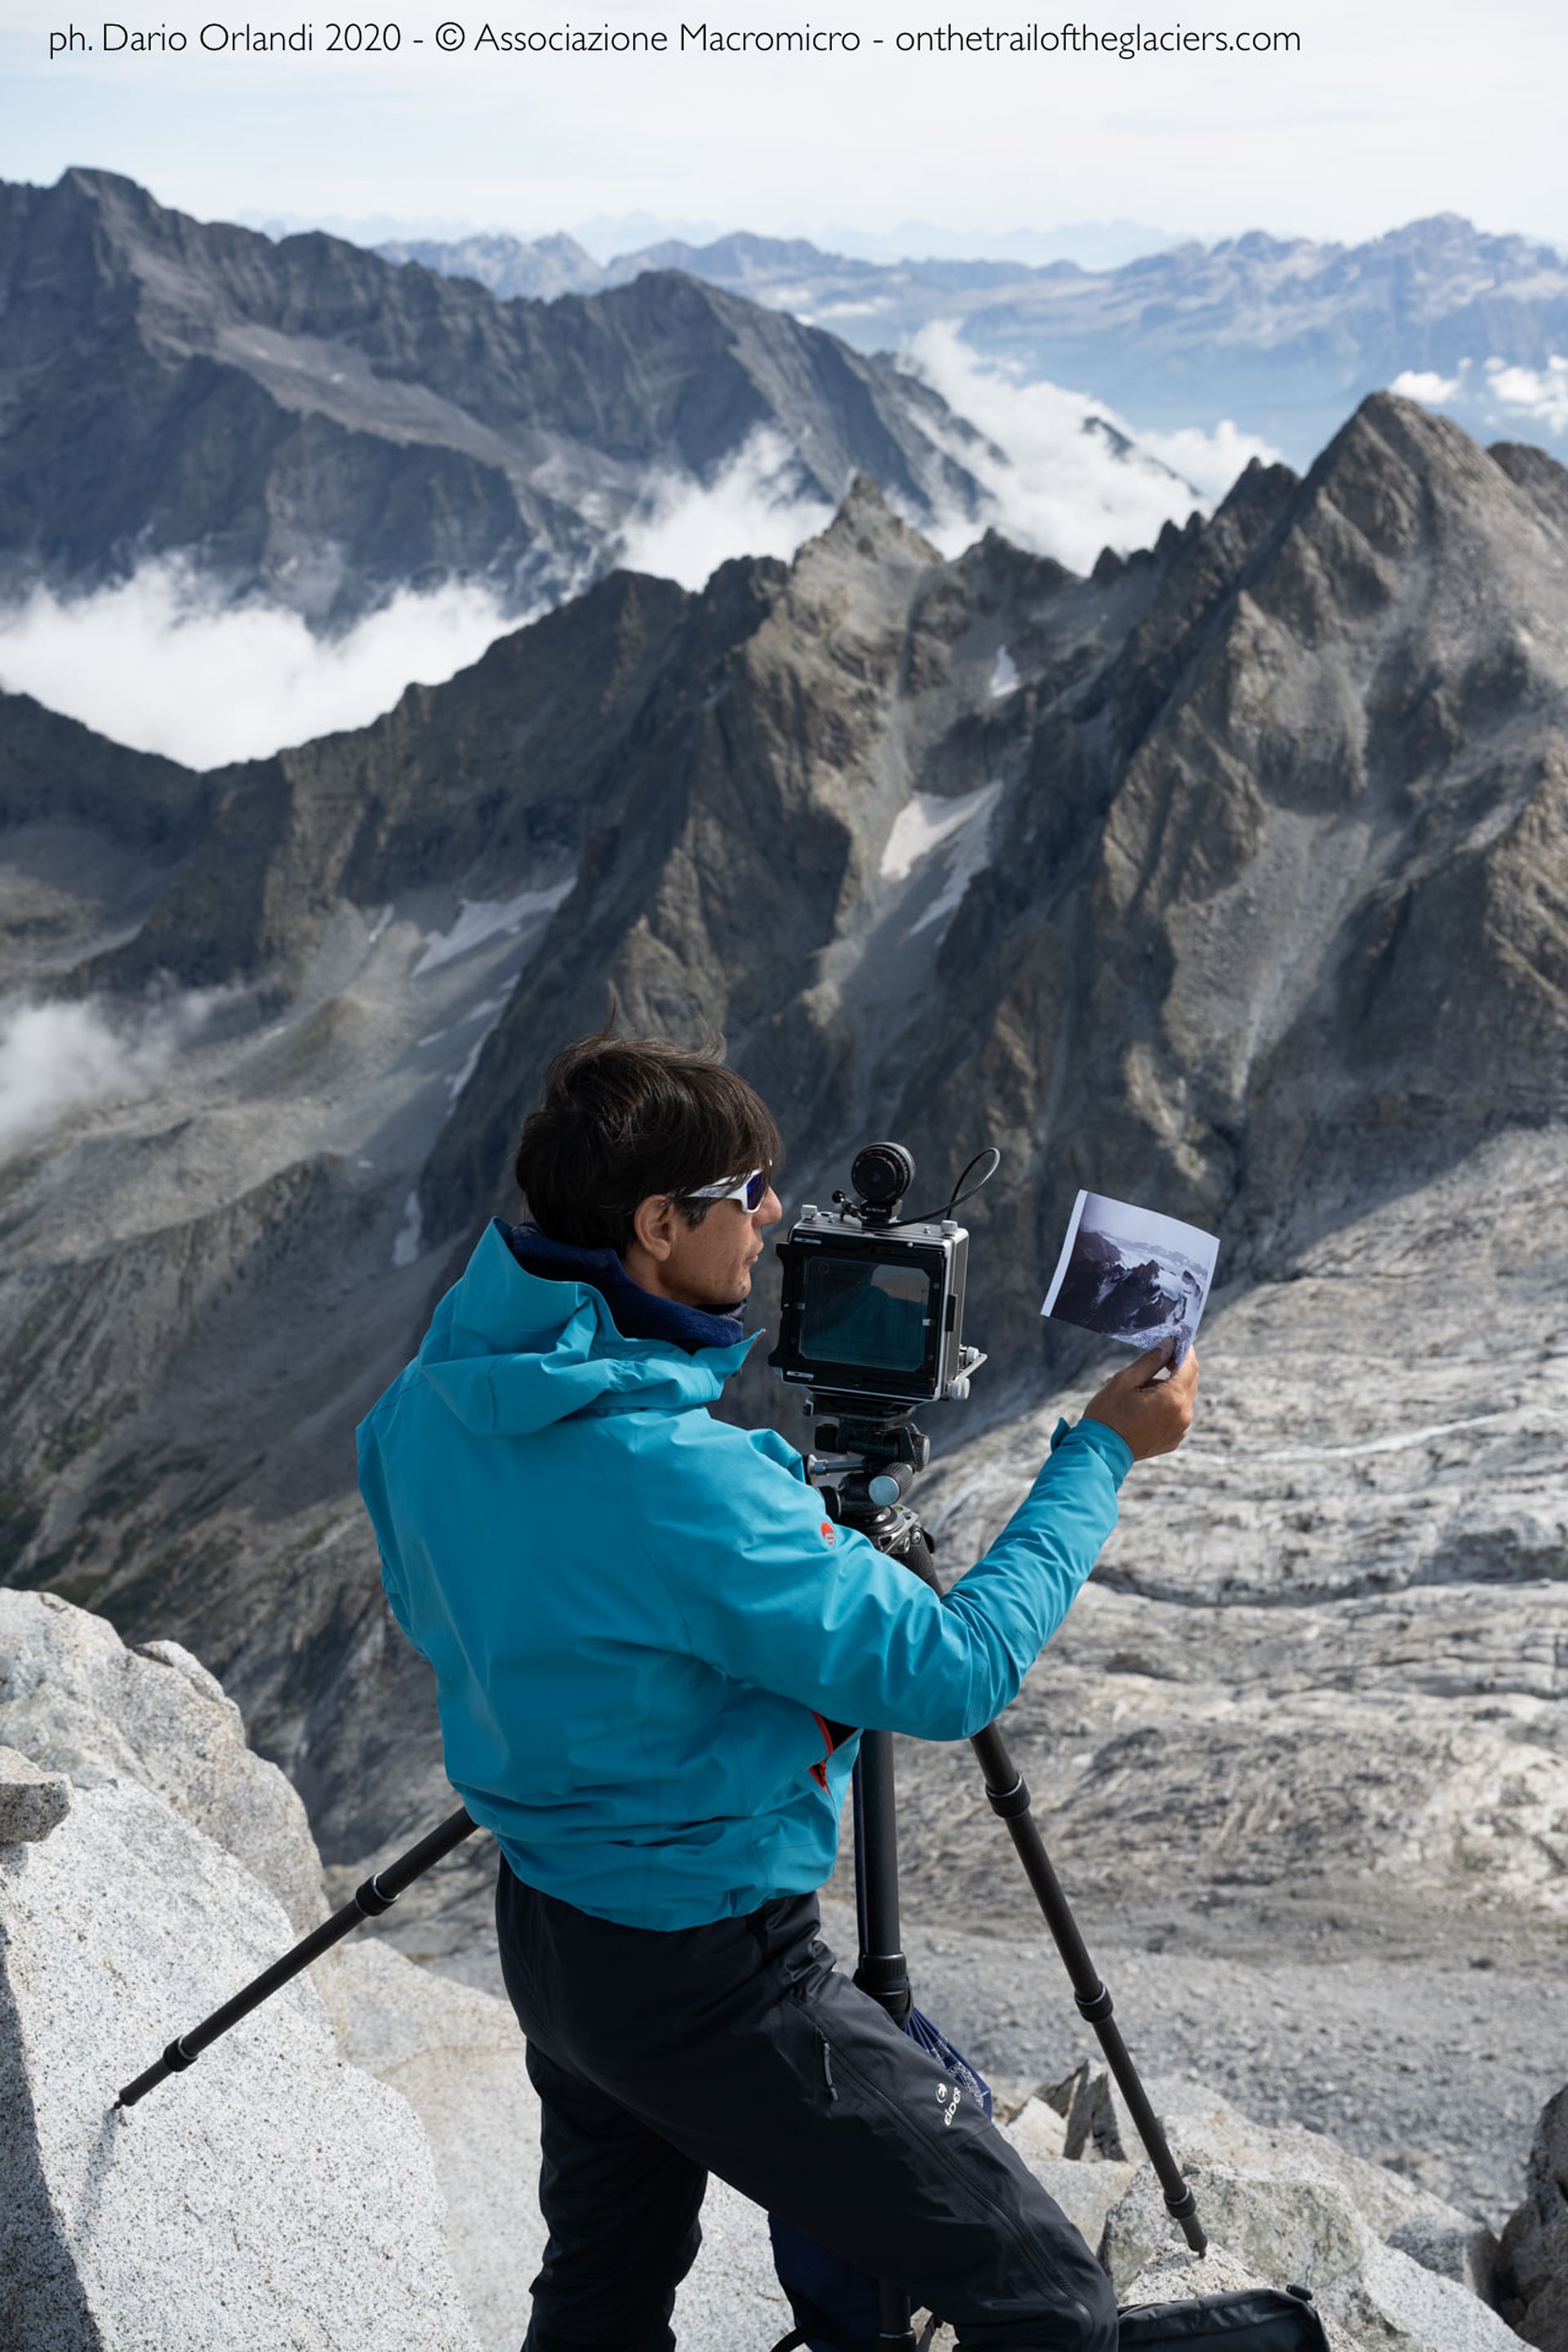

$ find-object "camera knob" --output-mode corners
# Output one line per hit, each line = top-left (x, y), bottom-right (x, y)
(866, 1472), (902, 1507)
(801, 1204), (818, 1219)
(947, 1375), (971, 1401)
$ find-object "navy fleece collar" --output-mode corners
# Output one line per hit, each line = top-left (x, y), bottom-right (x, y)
(506, 1223), (746, 1354)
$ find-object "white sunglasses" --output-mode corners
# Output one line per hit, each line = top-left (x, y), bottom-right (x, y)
(680, 1168), (768, 1210)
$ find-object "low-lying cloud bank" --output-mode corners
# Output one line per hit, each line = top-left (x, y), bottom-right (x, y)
(0, 991), (226, 1163)
(614, 429), (837, 588)
(0, 356), (1275, 767)
(0, 566), (519, 770)
(904, 324), (1279, 574)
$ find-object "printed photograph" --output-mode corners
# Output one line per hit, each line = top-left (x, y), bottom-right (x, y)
(1042, 1192), (1219, 1364)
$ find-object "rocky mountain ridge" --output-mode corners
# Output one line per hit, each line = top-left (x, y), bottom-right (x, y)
(0, 169), (987, 626)
(390, 214), (1568, 468)
(0, 396), (1564, 2252)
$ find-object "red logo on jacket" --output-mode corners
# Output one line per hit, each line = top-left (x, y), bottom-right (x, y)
(819, 1520), (836, 1545)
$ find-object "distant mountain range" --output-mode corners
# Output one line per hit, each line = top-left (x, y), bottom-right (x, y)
(3, 394), (1566, 1882)
(0, 171), (992, 628)
(384, 215), (1568, 470)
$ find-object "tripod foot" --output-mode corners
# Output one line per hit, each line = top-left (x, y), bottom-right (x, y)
(1164, 2193), (1208, 2256)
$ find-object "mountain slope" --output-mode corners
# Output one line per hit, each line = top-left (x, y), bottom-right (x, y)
(417, 395), (1568, 1385)
(0, 170), (988, 625)
(0, 398), (1564, 1972)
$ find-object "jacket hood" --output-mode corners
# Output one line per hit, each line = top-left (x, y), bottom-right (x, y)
(506, 1221), (746, 1352)
(416, 1221), (760, 1437)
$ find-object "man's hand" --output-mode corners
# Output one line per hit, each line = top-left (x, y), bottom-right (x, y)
(1081, 1342), (1198, 1463)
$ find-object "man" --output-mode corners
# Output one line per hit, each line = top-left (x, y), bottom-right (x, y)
(357, 1027), (1198, 2352)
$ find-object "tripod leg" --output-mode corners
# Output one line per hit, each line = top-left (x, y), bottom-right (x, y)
(852, 1733), (918, 2350)
(969, 1723), (1207, 2256)
(853, 1732), (913, 2027)
(116, 1806), (480, 2109)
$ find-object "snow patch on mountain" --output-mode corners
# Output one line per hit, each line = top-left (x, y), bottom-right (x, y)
(414, 880), (577, 978)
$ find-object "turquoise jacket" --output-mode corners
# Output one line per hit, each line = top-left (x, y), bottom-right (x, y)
(356, 1220), (1132, 1930)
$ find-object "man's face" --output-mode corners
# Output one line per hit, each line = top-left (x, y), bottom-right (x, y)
(629, 1180), (783, 1316)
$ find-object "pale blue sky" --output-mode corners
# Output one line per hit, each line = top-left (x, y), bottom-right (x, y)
(4, 0), (1566, 252)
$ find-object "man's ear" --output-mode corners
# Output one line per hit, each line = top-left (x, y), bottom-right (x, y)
(630, 1193), (679, 1263)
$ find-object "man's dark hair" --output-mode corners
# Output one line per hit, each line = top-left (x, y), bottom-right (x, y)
(514, 1024), (782, 1251)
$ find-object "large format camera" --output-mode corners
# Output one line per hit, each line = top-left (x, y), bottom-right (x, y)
(767, 1142), (989, 1410)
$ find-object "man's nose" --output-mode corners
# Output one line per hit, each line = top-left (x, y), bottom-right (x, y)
(756, 1188), (783, 1227)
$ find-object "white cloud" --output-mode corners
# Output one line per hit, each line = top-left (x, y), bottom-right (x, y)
(0, 990), (225, 1162)
(905, 325), (1281, 573)
(1483, 354), (1568, 434)
(1391, 368), (1466, 403)
(614, 430), (836, 589)
(0, 564), (519, 768)
(1136, 416), (1287, 498)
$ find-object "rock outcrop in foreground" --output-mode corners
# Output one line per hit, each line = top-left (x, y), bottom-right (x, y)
(0, 1592), (477, 2352)
(2, 1592), (1555, 2352)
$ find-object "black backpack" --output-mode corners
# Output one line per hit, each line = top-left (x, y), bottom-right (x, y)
(769, 2273), (1331, 2352)
(1118, 2285), (1331, 2352)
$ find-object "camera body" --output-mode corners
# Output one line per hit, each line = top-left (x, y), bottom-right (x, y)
(767, 1143), (985, 1410)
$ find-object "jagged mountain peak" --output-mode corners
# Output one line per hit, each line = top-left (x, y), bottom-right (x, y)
(795, 471), (943, 570)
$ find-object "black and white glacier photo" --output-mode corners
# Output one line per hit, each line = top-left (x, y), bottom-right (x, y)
(2, 5), (1567, 2350)
(1042, 1193), (1219, 1362)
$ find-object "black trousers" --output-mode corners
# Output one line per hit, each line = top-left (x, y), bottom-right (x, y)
(496, 1860), (1118, 2352)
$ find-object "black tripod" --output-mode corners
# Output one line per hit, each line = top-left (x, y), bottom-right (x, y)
(810, 1394), (1205, 2350)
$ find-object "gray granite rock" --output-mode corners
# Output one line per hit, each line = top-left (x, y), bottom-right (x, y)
(0, 1775), (476, 2352)
(1352, 2239), (1528, 2352)
(1000, 2094), (1070, 2163)
(1046, 2056), (1138, 2162)
(1106, 2162), (1528, 2352)
(1387, 2214), (1499, 2301)
(1023, 2155), (1138, 2259)
(1152, 2077), (1498, 2274)
(1498, 2086), (1568, 2351)
(1102, 2160), (1371, 2301)
(325, 1943), (543, 2352)
(0, 1590), (324, 1933)
(0, 1744), (72, 1843)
